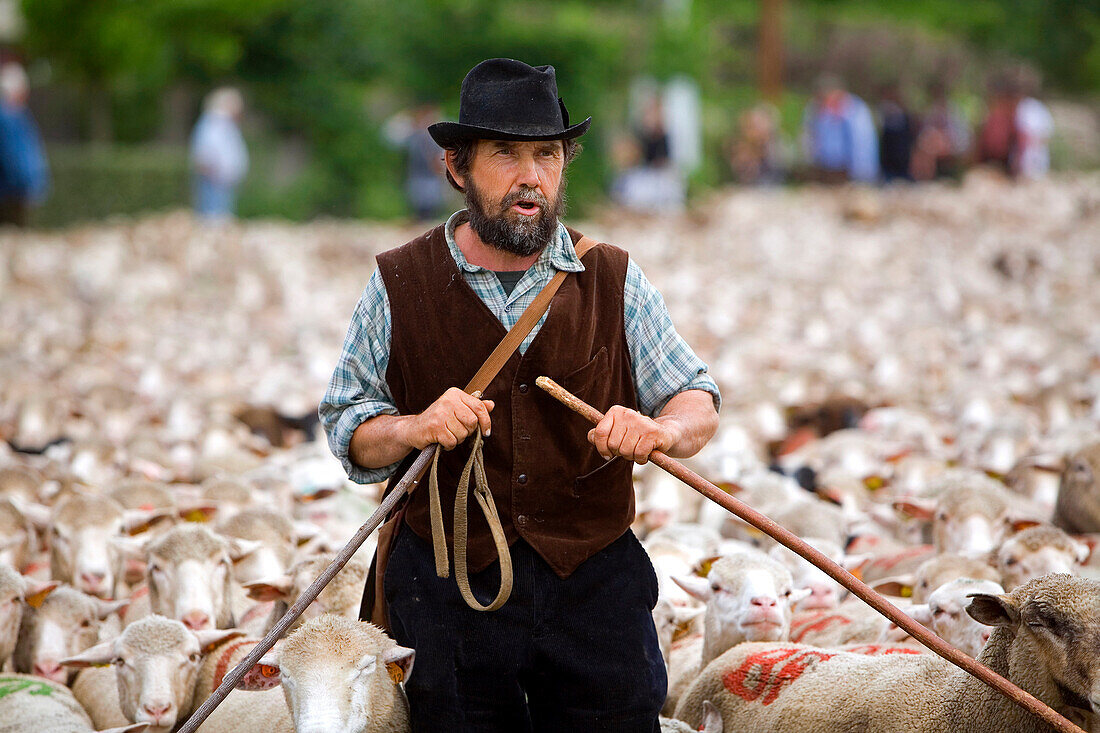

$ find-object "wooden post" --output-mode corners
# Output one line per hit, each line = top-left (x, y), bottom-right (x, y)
(759, 0), (784, 101)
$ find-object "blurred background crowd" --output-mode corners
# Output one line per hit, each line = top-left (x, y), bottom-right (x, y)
(0, 0), (1097, 227)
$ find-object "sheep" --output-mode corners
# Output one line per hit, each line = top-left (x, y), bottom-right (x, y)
(49, 492), (127, 598)
(665, 552), (807, 714)
(236, 614), (413, 733)
(872, 553), (1002, 603)
(14, 586), (125, 684)
(673, 574), (1100, 733)
(0, 563), (56, 670)
(788, 600), (897, 647)
(61, 615), (247, 733)
(992, 524), (1088, 590)
(893, 484), (1026, 559)
(767, 537), (852, 611)
(906, 578), (1005, 658)
(0, 673), (148, 732)
(245, 554), (369, 634)
(140, 524), (256, 631)
(0, 497), (37, 571)
(215, 507), (296, 586)
(1053, 442), (1100, 534)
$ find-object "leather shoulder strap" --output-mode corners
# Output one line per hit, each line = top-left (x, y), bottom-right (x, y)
(463, 235), (599, 394)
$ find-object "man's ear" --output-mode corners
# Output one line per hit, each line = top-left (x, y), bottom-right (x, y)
(444, 149), (465, 191)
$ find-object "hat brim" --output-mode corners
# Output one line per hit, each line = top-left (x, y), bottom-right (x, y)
(428, 117), (590, 149)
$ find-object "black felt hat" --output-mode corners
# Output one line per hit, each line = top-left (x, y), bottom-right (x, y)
(428, 58), (591, 149)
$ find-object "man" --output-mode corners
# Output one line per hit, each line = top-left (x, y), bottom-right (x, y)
(320, 58), (719, 732)
(801, 74), (879, 184)
(0, 62), (49, 227)
(189, 87), (249, 219)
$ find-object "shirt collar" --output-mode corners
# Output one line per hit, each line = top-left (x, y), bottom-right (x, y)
(444, 209), (584, 274)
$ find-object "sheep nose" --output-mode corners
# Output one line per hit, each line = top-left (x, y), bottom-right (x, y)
(981, 630), (991, 643)
(181, 610), (211, 630)
(33, 661), (64, 681)
(750, 596), (777, 607)
(143, 702), (173, 721)
(79, 571), (106, 590)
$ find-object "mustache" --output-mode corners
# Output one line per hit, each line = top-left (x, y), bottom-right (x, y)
(500, 188), (551, 210)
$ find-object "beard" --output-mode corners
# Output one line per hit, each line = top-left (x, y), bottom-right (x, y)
(465, 176), (567, 257)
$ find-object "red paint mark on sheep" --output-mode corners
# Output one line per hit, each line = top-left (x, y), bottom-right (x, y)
(790, 612), (850, 643)
(844, 644), (921, 656)
(212, 639), (257, 690)
(867, 545), (934, 572)
(723, 647), (835, 705)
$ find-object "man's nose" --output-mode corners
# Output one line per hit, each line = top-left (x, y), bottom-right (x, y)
(516, 153), (540, 188)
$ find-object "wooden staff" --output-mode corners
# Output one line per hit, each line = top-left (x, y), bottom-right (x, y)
(536, 376), (1084, 733)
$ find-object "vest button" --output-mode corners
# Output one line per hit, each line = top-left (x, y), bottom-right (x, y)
(517, 514), (528, 527)
(517, 474), (528, 485)
(518, 383), (529, 394)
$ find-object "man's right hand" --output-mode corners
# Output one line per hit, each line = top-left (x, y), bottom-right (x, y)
(399, 387), (494, 451)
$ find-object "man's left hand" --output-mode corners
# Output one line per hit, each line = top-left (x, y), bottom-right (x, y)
(587, 406), (682, 465)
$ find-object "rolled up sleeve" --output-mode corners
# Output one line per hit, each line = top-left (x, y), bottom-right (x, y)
(623, 258), (721, 417)
(319, 270), (403, 484)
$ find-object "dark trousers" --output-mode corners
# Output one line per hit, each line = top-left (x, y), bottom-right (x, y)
(383, 526), (667, 733)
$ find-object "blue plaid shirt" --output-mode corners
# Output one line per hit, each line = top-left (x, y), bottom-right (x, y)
(320, 210), (721, 484)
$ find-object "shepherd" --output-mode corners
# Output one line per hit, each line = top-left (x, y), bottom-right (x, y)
(320, 57), (721, 732)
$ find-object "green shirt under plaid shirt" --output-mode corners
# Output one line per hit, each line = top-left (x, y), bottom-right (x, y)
(320, 210), (721, 484)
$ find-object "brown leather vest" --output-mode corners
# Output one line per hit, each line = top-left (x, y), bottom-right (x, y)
(377, 224), (638, 578)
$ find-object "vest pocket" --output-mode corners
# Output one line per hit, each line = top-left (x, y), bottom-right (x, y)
(559, 346), (609, 406)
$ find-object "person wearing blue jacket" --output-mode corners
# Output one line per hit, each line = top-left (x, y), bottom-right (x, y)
(0, 62), (49, 226)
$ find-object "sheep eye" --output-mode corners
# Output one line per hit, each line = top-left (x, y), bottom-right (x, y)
(80, 619), (92, 628)
(933, 609), (946, 617)
(1004, 557), (1018, 567)
(189, 653), (201, 663)
(784, 590), (792, 597)
(112, 657), (124, 667)
(710, 583), (720, 591)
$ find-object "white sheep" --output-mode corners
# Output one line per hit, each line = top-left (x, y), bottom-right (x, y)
(14, 586), (125, 683)
(0, 563), (56, 670)
(0, 672), (148, 732)
(674, 574), (1100, 733)
(236, 614), (413, 733)
(1053, 442), (1100, 534)
(245, 554), (369, 634)
(992, 524), (1089, 590)
(906, 578), (1005, 658)
(49, 492), (127, 598)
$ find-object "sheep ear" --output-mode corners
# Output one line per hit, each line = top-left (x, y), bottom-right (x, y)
(22, 579), (59, 609)
(1007, 518), (1042, 533)
(110, 535), (149, 559)
(177, 501), (219, 523)
(1073, 539), (1092, 565)
(227, 538), (263, 562)
(966, 593), (1019, 628)
(244, 576), (293, 602)
(701, 699), (724, 733)
(908, 603), (933, 625)
(383, 645), (415, 685)
(294, 488), (337, 504)
(893, 498), (936, 521)
(789, 587), (813, 603)
(237, 653), (282, 691)
(123, 508), (175, 536)
(871, 575), (915, 598)
(672, 575), (712, 601)
(92, 598), (129, 620)
(61, 640), (117, 668)
(192, 629), (245, 654)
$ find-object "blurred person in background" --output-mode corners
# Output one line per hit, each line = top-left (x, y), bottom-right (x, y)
(0, 62), (49, 227)
(976, 74), (1018, 174)
(612, 93), (686, 211)
(1012, 68), (1054, 179)
(400, 102), (447, 221)
(190, 87), (249, 219)
(801, 74), (879, 184)
(877, 83), (916, 182)
(911, 81), (971, 181)
(728, 102), (787, 185)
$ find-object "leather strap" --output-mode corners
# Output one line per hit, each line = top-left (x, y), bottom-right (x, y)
(427, 234), (599, 611)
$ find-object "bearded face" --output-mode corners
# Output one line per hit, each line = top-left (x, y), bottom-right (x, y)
(464, 159), (567, 257)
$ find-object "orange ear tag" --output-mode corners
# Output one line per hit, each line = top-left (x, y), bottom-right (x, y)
(386, 662), (405, 685)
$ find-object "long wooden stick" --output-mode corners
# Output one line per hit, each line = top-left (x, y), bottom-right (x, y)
(536, 376), (1085, 733)
(177, 445), (436, 733)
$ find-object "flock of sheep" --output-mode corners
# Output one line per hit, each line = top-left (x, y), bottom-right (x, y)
(1, 170), (1099, 732)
